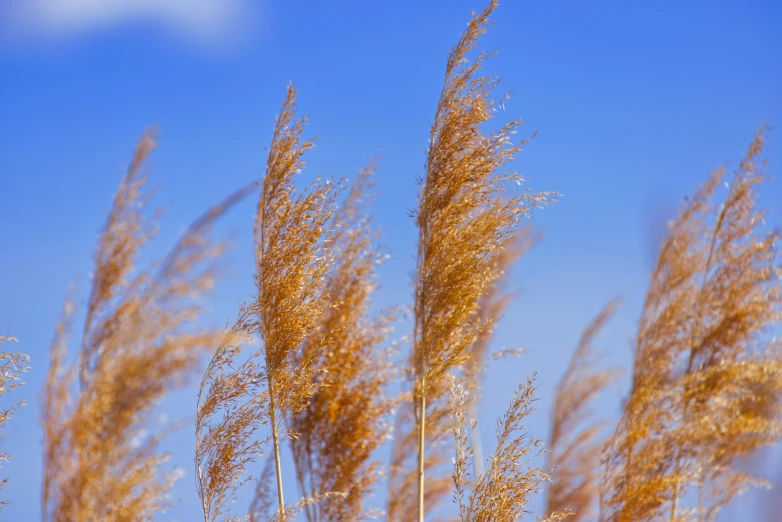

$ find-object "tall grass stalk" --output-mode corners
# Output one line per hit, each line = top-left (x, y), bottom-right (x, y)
(412, 1), (554, 519)
(196, 84), (340, 521)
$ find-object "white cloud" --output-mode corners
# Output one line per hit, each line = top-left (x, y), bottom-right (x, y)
(2, 0), (258, 48)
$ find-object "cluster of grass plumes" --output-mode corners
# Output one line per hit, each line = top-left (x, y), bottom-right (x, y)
(545, 300), (621, 521)
(192, 113), (782, 522)
(599, 127), (782, 522)
(0, 334), (28, 512)
(41, 132), (250, 522)
(2, 1), (778, 521)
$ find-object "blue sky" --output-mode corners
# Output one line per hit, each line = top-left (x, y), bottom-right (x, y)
(1, 0), (781, 520)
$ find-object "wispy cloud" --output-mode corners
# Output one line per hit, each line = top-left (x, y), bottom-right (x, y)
(1, 0), (259, 49)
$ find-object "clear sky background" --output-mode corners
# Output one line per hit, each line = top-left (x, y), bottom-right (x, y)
(1, 0), (781, 520)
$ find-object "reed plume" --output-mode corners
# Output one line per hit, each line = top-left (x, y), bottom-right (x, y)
(449, 374), (568, 522)
(196, 84), (339, 521)
(41, 131), (249, 522)
(196, 306), (261, 522)
(411, 1), (554, 519)
(599, 126), (782, 522)
(0, 334), (29, 513)
(545, 299), (621, 521)
(288, 162), (398, 522)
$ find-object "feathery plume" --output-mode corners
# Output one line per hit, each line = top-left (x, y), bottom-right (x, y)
(411, 1), (554, 519)
(449, 374), (569, 522)
(196, 308), (263, 522)
(196, 84), (339, 521)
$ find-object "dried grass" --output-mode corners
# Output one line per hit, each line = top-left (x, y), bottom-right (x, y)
(288, 162), (399, 522)
(7, 3), (780, 522)
(196, 84), (340, 521)
(449, 374), (568, 522)
(410, 1), (554, 519)
(600, 127), (782, 522)
(41, 131), (249, 522)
